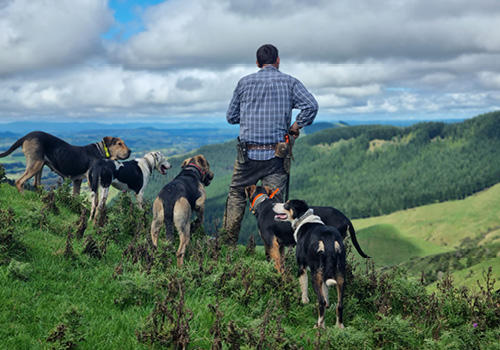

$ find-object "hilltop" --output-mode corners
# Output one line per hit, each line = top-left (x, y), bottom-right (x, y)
(0, 181), (498, 349)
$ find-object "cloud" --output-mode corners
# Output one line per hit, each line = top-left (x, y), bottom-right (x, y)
(0, 64), (254, 117)
(109, 0), (500, 69)
(0, 0), (112, 75)
(0, 0), (499, 121)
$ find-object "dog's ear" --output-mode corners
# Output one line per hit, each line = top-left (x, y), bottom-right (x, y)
(181, 158), (192, 168)
(245, 185), (256, 199)
(102, 136), (113, 146)
(195, 154), (208, 168)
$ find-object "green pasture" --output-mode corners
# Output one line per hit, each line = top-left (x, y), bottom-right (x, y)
(354, 182), (500, 248)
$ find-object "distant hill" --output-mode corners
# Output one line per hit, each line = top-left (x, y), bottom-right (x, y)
(302, 121), (337, 134)
(352, 182), (500, 288)
(144, 111), (500, 243)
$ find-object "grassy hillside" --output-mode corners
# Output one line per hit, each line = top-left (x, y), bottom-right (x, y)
(1, 182), (499, 349)
(354, 182), (500, 248)
(352, 183), (500, 289)
(144, 111), (500, 243)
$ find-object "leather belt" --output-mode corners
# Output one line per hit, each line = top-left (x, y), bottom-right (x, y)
(247, 143), (277, 150)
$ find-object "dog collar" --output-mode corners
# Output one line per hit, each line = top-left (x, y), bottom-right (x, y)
(292, 209), (324, 242)
(102, 140), (110, 158)
(250, 188), (279, 214)
(250, 193), (267, 213)
(144, 156), (154, 173)
(269, 188), (280, 199)
(186, 162), (205, 176)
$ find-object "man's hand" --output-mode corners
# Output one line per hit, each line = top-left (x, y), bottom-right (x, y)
(289, 121), (301, 139)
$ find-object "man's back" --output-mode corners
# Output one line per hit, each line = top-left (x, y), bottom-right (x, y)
(227, 65), (317, 160)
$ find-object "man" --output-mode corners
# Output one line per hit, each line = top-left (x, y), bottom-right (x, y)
(222, 44), (318, 245)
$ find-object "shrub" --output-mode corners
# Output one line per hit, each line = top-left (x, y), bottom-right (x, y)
(0, 164), (5, 182)
(46, 307), (86, 350)
(7, 259), (32, 281)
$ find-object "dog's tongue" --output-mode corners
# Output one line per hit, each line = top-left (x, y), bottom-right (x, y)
(274, 213), (287, 221)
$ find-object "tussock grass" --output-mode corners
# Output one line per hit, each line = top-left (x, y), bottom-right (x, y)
(0, 182), (499, 349)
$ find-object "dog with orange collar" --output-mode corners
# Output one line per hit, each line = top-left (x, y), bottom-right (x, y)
(150, 154), (214, 266)
(245, 185), (369, 273)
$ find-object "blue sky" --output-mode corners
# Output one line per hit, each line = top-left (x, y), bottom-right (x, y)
(104, 0), (164, 41)
(0, 0), (499, 123)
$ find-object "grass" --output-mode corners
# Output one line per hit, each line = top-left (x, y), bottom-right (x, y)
(353, 182), (500, 248)
(427, 257), (500, 292)
(1, 182), (499, 349)
(352, 224), (448, 266)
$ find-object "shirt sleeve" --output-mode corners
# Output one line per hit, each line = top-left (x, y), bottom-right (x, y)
(292, 79), (318, 128)
(226, 80), (243, 125)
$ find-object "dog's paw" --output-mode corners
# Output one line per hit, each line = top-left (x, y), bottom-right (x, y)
(313, 323), (325, 329)
(336, 322), (344, 329)
(301, 296), (310, 304)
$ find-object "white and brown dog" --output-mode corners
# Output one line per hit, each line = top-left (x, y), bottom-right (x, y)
(88, 151), (171, 222)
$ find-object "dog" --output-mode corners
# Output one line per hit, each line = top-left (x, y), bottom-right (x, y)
(150, 154), (214, 266)
(0, 131), (131, 194)
(245, 185), (369, 273)
(88, 151), (172, 223)
(274, 199), (346, 329)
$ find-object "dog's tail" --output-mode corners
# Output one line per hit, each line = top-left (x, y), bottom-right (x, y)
(0, 135), (27, 158)
(348, 222), (370, 258)
(321, 239), (345, 287)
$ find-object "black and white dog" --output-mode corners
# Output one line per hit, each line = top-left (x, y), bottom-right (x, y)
(274, 199), (346, 329)
(88, 151), (171, 222)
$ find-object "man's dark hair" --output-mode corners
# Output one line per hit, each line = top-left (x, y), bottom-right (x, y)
(256, 44), (279, 67)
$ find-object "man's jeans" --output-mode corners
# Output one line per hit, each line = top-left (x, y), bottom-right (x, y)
(222, 157), (288, 245)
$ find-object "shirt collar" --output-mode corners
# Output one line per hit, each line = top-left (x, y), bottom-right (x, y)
(260, 65), (278, 72)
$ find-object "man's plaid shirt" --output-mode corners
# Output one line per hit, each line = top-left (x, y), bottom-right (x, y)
(227, 66), (318, 160)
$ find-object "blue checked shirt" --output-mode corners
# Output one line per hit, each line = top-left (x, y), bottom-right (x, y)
(227, 66), (318, 160)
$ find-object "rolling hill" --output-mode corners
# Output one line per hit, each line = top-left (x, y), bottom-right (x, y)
(352, 182), (500, 290)
(144, 111), (500, 244)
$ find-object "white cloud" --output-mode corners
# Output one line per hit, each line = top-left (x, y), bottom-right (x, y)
(0, 0), (499, 121)
(0, 0), (112, 75)
(109, 0), (500, 68)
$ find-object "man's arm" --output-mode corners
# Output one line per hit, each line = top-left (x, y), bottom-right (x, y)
(226, 80), (243, 124)
(292, 79), (318, 129)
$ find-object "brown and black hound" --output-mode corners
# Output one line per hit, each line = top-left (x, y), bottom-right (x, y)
(0, 131), (131, 195)
(150, 155), (214, 266)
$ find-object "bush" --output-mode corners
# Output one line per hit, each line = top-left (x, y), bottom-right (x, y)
(7, 259), (33, 281)
(46, 307), (86, 350)
(0, 164), (5, 182)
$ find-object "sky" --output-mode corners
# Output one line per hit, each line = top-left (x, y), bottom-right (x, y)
(0, 0), (499, 123)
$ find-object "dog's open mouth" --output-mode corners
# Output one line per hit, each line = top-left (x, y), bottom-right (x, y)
(274, 213), (288, 221)
(160, 165), (169, 175)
